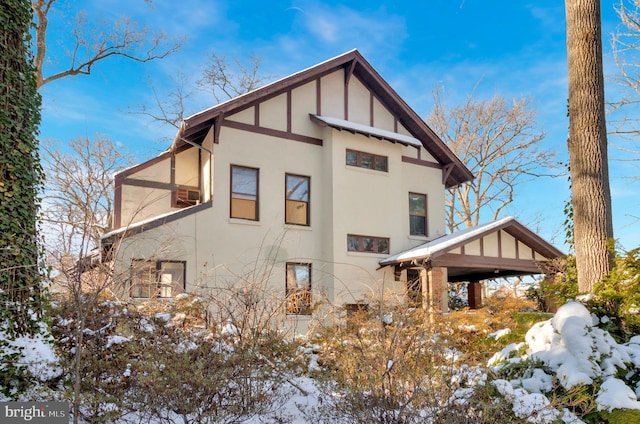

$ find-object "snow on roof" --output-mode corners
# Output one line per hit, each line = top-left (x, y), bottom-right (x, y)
(310, 115), (423, 147)
(379, 216), (517, 266)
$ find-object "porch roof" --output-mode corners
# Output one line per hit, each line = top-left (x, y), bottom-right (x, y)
(379, 216), (565, 282)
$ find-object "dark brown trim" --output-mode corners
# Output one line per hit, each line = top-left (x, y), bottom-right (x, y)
(344, 72), (348, 121)
(254, 103), (260, 126)
(214, 113), (224, 144)
(122, 178), (173, 191)
(370, 91), (374, 127)
(316, 78), (321, 115)
(432, 253), (545, 274)
(480, 236), (484, 256)
(223, 119), (323, 146)
(287, 90), (292, 133)
(103, 201), (213, 243)
(498, 230), (503, 258)
(442, 163), (454, 186)
(113, 174), (123, 229)
(401, 156), (442, 169)
(345, 58), (356, 86)
(180, 49), (474, 187)
(170, 152), (176, 187)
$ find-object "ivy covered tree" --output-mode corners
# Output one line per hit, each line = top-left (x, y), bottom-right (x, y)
(0, 0), (45, 337)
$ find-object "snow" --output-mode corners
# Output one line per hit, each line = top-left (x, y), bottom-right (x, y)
(488, 328), (512, 340)
(105, 335), (131, 348)
(488, 301), (640, 422)
(596, 378), (640, 412)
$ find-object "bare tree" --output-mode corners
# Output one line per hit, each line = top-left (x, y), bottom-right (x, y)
(426, 86), (554, 232)
(565, 0), (614, 293)
(32, 0), (181, 88)
(135, 54), (275, 130)
(198, 53), (273, 103)
(41, 136), (134, 423)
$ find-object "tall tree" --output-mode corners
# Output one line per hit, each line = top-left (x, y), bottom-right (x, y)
(565, 0), (614, 293)
(427, 87), (553, 232)
(32, 0), (181, 88)
(0, 0), (44, 337)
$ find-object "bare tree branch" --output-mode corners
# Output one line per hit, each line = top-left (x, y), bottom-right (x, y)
(32, 0), (182, 88)
(427, 85), (559, 232)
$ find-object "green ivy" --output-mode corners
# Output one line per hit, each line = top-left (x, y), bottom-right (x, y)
(0, 0), (45, 336)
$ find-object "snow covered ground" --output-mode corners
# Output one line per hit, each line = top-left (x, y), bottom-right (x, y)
(3, 300), (640, 423)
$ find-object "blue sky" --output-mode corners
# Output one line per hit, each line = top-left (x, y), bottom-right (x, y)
(37, 0), (638, 251)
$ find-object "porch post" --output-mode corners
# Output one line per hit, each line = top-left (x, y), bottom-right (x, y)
(468, 281), (482, 309)
(426, 266), (449, 314)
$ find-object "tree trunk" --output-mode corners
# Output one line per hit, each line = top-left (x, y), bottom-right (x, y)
(565, 0), (614, 293)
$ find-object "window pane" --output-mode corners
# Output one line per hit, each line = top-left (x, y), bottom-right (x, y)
(410, 215), (426, 236)
(347, 235), (359, 251)
(360, 153), (373, 169)
(409, 193), (426, 215)
(286, 175), (309, 201)
(362, 237), (374, 252)
(231, 166), (258, 220)
(131, 261), (155, 298)
(232, 166), (257, 196)
(286, 200), (308, 225)
(375, 156), (388, 172)
(286, 263), (311, 315)
(346, 150), (358, 166)
(159, 262), (185, 297)
(377, 238), (389, 254)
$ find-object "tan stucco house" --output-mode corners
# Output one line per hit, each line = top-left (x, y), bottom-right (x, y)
(101, 50), (562, 329)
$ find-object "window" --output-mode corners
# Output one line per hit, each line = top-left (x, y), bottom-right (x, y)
(286, 263), (312, 315)
(406, 269), (422, 308)
(231, 165), (258, 220)
(130, 260), (185, 299)
(285, 174), (310, 226)
(347, 234), (390, 254)
(346, 149), (388, 172)
(409, 192), (427, 236)
(174, 187), (201, 208)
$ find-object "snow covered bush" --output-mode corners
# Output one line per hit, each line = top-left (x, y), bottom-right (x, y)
(488, 301), (640, 423)
(310, 302), (515, 423)
(0, 319), (61, 399)
(51, 292), (301, 423)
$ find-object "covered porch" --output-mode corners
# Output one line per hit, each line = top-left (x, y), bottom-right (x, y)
(379, 216), (565, 311)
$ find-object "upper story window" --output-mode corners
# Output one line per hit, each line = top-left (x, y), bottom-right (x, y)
(285, 174), (310, 226)
(130, 260), (185, 299)
(347, 234), (390, 254)
(409, 192), (427, 236)
(346, 149), (388, 172)
(231, 165), (258, 220)
(286, 262), (312, 315)
(174, 186), (201, 208)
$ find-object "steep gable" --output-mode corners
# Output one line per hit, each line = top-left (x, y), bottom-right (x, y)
(175, 49), (473, 188)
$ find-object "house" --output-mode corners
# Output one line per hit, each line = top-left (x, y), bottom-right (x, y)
(101, 50), (562, 330)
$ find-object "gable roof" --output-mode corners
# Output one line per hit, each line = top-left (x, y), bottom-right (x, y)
(379, 216), (565, 282)
(174, 49), (474, 188)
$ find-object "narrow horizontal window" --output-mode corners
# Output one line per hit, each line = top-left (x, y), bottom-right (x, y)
(347, 234), (390, 254)
(346, 149), (388, 172)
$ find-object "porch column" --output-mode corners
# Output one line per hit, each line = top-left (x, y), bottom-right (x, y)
(426, 266), (449, 314)
(468, 281), (482, 309)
